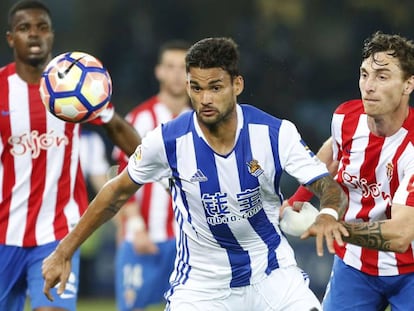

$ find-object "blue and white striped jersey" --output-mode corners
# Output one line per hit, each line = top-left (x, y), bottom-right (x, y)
(127, 104), (328, 292)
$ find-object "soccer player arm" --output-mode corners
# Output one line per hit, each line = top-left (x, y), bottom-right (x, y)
(102, 111), (141, 157)
(286, 136), (339, 206)
(42, 168), (140, 301)
(88, 173), (109, 194)
(302, 174), (349, 256)
(341, 203), (414, 253)
(280, 122), (348, 255)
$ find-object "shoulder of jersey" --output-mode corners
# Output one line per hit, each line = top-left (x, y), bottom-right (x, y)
(334, 99), (364, 115)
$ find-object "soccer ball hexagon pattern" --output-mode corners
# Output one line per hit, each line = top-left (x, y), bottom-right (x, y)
(40, 51), (112, 123)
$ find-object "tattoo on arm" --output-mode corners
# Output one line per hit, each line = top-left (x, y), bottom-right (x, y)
(342, 221), (393, 251)
(308, 175), (347, 218)
(106, 203), (121, 216)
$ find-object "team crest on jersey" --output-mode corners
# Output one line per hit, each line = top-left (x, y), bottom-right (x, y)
(132, 145), (142, 165)
(247, 159), (263, 177)
(386, 162), (394, 182)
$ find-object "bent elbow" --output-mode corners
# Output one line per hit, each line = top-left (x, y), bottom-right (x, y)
(391, 238), (411, 253)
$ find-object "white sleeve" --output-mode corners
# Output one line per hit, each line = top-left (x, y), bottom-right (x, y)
(96, 104), (115, 124)
(127, 125), (171, 185)
(279, 120), (329, 185)
(80, 132), (110, 177)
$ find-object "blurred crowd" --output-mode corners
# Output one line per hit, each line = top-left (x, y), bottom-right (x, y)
(2, 0), (414, 147)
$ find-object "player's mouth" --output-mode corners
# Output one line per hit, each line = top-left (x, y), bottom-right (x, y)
(363, 98), (379, 104)
(199, 108), (217, 117)
(28, 42), (42, 54)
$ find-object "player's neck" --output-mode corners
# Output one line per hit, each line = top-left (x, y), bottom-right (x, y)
(367, 104), (409, 137)
(14, 61), (45, 85)
(158, 91), (189, 116)
(199, 110), (238, 156)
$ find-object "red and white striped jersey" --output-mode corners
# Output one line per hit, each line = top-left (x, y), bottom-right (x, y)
(332, 99), (414, 276)
(0, 63), (111, 247)
(115, 96), (185, 242)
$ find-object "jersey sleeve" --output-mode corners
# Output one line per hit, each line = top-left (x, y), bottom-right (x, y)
(87, 102), (115, 125)
(279, 120), (329, 185)
(391, 144), (414, 207)
(127, 125), (171, 185)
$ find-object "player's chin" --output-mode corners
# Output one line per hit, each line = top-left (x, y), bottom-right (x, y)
(27, 54), (48, 67)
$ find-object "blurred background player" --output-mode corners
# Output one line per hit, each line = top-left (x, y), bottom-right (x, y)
(78, 129), (113, 298)
(113, 40), (190, 311)
(80, 129), (111, 196)
(0, 1), (140, 311)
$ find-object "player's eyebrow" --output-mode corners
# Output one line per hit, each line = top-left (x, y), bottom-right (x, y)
(360, 66), (392, 74)
(189, 79), (223, 85)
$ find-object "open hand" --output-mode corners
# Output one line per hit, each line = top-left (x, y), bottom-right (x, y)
(42, 250), (72, 301)
(301, 214), (349, 256)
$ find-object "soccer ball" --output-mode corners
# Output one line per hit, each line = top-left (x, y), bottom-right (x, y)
(39, 51), (112, 123)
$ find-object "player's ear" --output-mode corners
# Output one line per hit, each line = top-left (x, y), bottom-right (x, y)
(403, 75), (414, 95)
(6, 31), (14, 48)
(233, 75), (244, 96)
(155, 64), (162, 82)
(186, 78), (191, 97)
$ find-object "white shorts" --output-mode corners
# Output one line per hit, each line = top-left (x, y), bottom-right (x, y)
(165, 266), (321, 311)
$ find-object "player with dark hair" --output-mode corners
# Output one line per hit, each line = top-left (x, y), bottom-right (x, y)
(0, 1), (140, 310)
(42, 37), (348, 311)
(286, 31), (414, 311)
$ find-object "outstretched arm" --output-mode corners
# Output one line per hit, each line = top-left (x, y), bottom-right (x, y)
(342, 203), (414, 253)
(42, 168), (140, 301)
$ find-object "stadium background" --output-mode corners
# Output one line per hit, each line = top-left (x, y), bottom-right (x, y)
(1, 0), (411, 308)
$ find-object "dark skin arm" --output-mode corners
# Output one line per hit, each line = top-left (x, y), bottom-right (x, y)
(102, 112), (141, 156)
(280, 137), (348, 256)
(302, 174), (349, 256)
(42, 169), (140, 301)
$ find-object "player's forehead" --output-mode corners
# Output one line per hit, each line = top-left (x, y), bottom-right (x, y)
(160, 49), (186, 63)
(187, 67), (231, 85)
(11, 8), (52, 29)
(360, 51), (402, 73)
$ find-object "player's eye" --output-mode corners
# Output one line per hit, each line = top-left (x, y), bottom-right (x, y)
(378, 74), (388, 81)
(16, 24), (29, 32)
(38, 24), (51, 32)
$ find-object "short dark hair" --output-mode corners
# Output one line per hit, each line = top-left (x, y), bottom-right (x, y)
(185, 37), (240, 78)
(157, 40), (191, 64)
(8, 0), (51, 30)
(362, 31), (414, 79)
